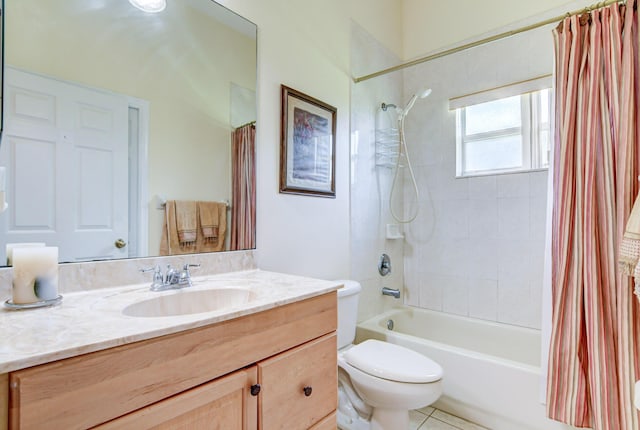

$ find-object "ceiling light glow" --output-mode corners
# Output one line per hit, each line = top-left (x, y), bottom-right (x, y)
(128, 0), (166, 13)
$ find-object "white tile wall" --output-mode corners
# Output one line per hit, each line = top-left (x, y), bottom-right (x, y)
(400, 23), (552, 330)
(497, 239), (531, 280)
(497, 197), (530, 239)
(498, 279), (538, 327)
(468, 199), (498, 239)
(497, 172), (530, 198)
(468, 278), (498, 321)
(418, 272), (445, 311)
(467, 239), (499, 280)
(442, 274), (469, 316)
(468, 175), (497, 199)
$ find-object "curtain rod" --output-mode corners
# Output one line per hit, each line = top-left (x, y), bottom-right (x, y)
(353, 0), (625, 83)
(235, 120), (256, 129)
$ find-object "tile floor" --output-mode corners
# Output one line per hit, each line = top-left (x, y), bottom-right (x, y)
(410, 407), (490, 430)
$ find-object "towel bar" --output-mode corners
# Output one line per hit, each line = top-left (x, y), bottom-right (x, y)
(156, 196), (230, 210)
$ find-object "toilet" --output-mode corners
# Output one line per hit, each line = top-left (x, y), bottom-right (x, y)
(336, 280), (443, 430)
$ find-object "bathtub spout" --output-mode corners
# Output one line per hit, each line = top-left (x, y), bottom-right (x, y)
(382, 287), (401, 299)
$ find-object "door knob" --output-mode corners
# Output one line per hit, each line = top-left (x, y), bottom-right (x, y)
(250, 384), (261, 396)
(303, 386), (312, 397)
(114, 238), (127, 249)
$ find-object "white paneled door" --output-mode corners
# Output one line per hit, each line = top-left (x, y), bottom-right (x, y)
(0, 67), (129, 262)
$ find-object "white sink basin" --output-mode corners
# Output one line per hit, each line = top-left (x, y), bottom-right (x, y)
(122, 288), (256, 317)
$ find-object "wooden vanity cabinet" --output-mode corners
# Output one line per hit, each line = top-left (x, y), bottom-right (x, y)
(6, 292), (337, 430)
(1, 374), (7, 430)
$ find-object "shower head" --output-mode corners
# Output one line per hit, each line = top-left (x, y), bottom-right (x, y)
(401, 87), (432, 117)
(417, 88), (433, 98)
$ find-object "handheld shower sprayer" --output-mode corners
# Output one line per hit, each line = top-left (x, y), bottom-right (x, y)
(386, 87), (432, 223)
(400, 88), (432, 119)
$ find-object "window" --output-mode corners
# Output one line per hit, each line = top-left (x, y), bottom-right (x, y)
(455, 88), (551, 177)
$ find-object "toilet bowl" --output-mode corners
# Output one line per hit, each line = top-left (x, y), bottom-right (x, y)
(336, 280), (443, 430)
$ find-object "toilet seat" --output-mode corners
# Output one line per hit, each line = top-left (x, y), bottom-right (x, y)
(344, 339), (442, 383)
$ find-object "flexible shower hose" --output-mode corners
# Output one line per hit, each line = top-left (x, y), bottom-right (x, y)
(389, 115), (420, 223)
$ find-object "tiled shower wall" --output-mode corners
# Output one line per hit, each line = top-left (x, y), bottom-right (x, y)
(403, 171), (548, 328)
(401, 23), (553, 329)
(350, 22), (405, 322)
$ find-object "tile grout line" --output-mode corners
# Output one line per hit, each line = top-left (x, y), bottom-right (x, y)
(422, 408), (490, 430)
(421, 416), (465, 430)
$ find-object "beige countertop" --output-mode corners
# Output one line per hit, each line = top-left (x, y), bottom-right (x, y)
(0, 269), (340, 373)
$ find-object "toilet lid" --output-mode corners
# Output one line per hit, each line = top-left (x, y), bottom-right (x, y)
(344, 339), (443, 383)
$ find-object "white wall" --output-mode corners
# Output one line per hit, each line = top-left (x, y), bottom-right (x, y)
(349, 0), (404, 59)
(402, 0), (594, 59)
(217, 0), (359, 279)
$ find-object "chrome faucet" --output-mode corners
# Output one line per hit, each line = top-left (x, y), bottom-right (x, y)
(382, 287), (401, 299)
(164, 265), (179, 285)
(140, 263), (200, 291)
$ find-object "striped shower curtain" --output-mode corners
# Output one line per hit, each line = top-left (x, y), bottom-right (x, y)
(546, 2), (640, 429)
(230, 123), (256, 251)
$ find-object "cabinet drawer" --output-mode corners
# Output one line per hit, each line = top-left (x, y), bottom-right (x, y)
(258, 334), (336, 430)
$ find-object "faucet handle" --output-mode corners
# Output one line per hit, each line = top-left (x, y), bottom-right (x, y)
(140, 265), (160, 274)
(178, 263), (200, 286)
(141, 265), (164, 290)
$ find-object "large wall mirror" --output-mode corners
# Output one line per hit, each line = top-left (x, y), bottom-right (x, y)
(0, 0), (257, 265)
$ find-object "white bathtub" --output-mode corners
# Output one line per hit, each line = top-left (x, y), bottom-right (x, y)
(356, 307), (570, 430)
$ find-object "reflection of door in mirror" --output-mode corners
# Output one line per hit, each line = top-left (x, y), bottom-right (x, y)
(0, 67), (143, 263)
(0, 0), (258, 265)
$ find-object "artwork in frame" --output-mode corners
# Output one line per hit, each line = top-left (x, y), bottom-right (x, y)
(280, 85), (336, 198)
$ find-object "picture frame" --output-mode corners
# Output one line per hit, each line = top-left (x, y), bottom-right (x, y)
(280, 85), (337, 198)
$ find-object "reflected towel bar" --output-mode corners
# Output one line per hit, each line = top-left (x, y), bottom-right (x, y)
(156, 196), (230, 210)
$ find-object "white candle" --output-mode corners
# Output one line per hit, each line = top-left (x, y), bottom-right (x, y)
(12, 247), (59, 304)
(6, 243), (46, 266)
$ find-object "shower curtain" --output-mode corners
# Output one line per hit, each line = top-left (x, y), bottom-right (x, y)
(546, 2), (640, 429)
(230, 123), (256, 250)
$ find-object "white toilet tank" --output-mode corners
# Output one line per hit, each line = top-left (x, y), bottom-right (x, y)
(336, 280), (362, 349)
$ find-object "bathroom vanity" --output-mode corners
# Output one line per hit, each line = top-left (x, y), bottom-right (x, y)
(0, 270), (339, 429)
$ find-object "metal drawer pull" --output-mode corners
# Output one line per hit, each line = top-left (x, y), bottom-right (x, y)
(303, 386), (313, 397)
(250, 384), (261, 396)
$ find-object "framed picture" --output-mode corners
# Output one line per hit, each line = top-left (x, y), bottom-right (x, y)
(280, 85), (336, 198)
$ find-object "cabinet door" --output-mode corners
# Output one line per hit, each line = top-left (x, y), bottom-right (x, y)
(95, 367), (258, 430)
(308, 412), (337, 430)
(258, 334), (337, 430)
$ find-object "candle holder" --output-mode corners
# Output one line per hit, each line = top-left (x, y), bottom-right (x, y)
(4, 295), (63, 310)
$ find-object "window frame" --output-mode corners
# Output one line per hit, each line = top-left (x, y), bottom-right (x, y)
(455, 89), (550, 178)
